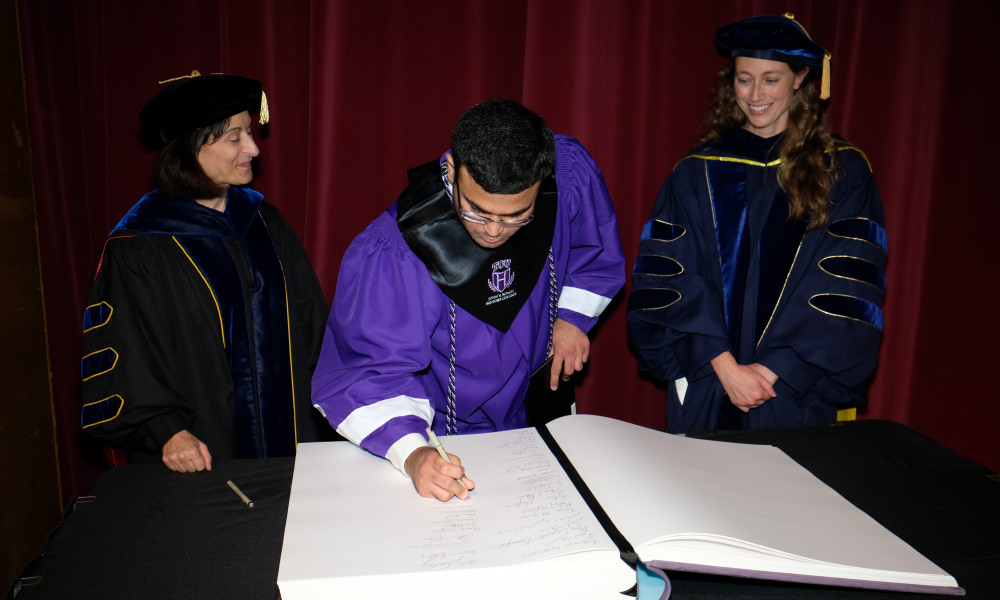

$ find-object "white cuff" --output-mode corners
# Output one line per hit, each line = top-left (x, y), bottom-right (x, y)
(386, 433), (431, 476)
(334, 395), (434, 445)
(558, 286), (613, 318)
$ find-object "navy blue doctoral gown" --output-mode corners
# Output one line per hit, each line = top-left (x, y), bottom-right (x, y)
(628, 128), (887, 431)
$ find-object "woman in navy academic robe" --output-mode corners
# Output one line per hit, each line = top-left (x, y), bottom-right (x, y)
(627, 14), (887, 431)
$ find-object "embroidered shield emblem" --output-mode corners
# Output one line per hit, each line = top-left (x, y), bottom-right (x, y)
(488, 259), (515, 293)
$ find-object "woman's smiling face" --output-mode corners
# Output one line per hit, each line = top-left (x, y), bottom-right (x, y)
(197, 111), (259, 190)
(733, 57), (808, 138)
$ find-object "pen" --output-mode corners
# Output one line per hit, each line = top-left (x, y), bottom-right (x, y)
(425, 427), (469, 493)
(227, 480), (255, 508)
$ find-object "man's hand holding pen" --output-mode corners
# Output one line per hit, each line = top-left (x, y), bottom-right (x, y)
(404, 431), (476, 502)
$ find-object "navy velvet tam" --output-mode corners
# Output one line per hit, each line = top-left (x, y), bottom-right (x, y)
(715, 13), (832, 99)
(139, 71), (269, 145)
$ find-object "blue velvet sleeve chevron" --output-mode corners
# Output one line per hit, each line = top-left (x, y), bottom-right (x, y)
(754, 147), (888, 399)
(627, 160), (734, 383)
(807, 217), (887, 330)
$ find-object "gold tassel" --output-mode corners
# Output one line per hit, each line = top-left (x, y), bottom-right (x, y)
(158, 69), (201, 85)
(820, 51), (831, 100)
(154, 69), (269, 122)
(783, 14), (832, 100)
(259, 90), (270, 125)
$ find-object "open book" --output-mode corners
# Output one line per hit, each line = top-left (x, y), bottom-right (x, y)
(277, 414), (963, 599)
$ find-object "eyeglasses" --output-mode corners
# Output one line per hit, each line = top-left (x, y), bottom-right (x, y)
(452, 177), (536, 229)
(458, 209), (534, 228)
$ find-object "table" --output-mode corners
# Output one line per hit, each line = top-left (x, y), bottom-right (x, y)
(8, 458), (292, 600)
(7, 420), (999, 599)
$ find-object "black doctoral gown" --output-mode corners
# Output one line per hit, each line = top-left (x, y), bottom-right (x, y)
(81, 187), (329, 461)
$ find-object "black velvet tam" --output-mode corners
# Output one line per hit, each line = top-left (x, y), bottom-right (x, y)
(139, 72), (264, 145)
(715, 13), (827, 70)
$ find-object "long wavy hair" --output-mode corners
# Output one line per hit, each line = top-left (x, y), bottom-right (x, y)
(697, 61), (838, 229)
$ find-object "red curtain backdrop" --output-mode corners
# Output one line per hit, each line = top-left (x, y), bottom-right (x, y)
(17, 0), (998, 499)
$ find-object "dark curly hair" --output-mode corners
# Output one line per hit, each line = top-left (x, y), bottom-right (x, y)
(450, 98), (555, 195)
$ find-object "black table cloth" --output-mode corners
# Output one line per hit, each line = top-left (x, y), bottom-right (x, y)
(8, 420), (999, 599)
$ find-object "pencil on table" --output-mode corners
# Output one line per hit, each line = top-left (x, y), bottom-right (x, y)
(227, 479), (255, 508)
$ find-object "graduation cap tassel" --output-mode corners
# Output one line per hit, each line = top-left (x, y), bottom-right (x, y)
(820, 52), (831, 100)
(775, 13), (830, 100)
(259, 90), (270, 125)
(158, 70), (202, 85)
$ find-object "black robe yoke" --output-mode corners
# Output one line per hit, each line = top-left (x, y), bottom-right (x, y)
(80, 187), (328, 462)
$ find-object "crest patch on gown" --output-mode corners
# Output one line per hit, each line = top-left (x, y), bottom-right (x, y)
(488, 259), (514, 293)
(396, 160), (557, 332)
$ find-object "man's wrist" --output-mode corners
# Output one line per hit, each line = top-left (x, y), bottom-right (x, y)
(403, 446), (437, 479)
(387, 432), (431, 476)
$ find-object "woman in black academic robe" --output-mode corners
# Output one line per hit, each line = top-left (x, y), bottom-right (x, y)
(81, 73), (330, 470)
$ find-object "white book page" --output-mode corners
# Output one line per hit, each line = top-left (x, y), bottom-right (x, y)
(278, 428), (631, 588)
(545, 414), (954, 582)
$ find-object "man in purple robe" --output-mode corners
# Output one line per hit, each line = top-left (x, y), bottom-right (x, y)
(312, 99), (624, 501)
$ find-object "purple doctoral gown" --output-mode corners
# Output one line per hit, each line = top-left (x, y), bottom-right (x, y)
(312, 135), (624, 471)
